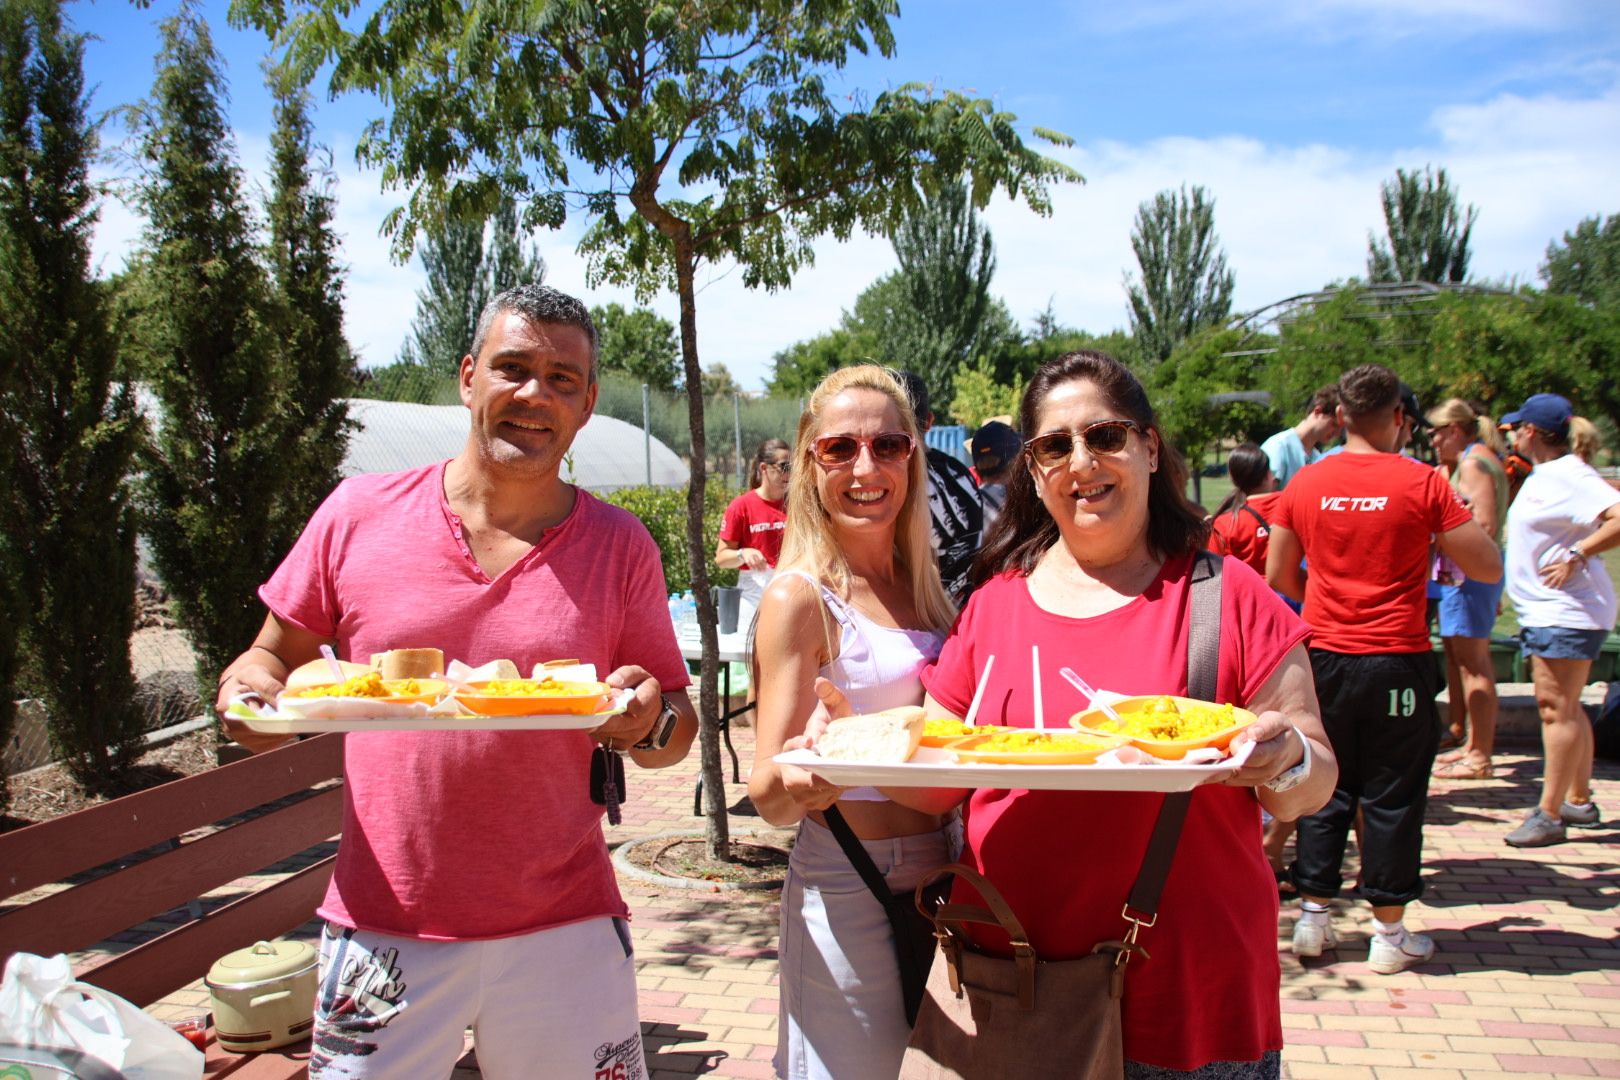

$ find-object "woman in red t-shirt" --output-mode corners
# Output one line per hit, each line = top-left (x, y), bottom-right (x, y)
(1207, 442), (1282, 576)
(716, 438), (790, 612)
(902, 352), (1336, 1076)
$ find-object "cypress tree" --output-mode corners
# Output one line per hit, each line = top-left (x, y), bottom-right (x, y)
(263, 76), (352, 551)
(0, 0), (143, 787)
(128, 5), (290, 685)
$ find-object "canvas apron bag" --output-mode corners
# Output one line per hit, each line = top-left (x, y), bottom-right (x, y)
(899, 552), (1224, 1080)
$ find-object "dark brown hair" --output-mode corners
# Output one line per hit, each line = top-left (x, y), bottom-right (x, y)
(972, 351), (1210, 587)
(1337, 364), (1400, 418)
(1307, 384), (1341, 416)
(751, 438), (790, 487)
(1214, 443), (1270, 517)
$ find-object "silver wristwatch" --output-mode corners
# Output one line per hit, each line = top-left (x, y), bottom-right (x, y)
(633, 695), (680, 752)
(1263, 726), (1312, 793)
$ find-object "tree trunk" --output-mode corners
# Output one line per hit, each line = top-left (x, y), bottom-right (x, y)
(673, 238), (729, 860)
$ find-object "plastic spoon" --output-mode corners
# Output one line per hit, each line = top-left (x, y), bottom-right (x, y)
(1058, 666), (1124, 725)
(318, 644), (346, 684)
(963, 654), (996, 727)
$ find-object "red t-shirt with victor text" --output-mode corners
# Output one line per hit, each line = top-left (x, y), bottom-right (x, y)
(1271, 452), (1471, 654)
(1206, 490), (1283, 576)
(260, 462), (690, 941)
(718, 489), (786, 567)
(920, 553), (1309, 1071)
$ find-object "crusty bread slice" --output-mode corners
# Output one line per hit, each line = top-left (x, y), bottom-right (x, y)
(816, 706), (926, 763)
(284, 657), (376, 694)
(374, 648), (445, 680)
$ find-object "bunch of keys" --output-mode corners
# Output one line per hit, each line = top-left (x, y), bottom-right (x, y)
(590, 743), (627, 825)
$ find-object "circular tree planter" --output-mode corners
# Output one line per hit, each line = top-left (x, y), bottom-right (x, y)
(613, 829), (789, 892)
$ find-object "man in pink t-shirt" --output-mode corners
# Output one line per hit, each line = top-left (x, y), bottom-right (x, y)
(215, 285), (696, 1078)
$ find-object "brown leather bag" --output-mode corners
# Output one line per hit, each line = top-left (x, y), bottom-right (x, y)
(899, 552), (1224, 1079)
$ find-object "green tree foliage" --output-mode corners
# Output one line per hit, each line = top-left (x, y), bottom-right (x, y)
(1367, 166), (1477, 284)
(235, 0), (1078, 855)
(766, 327), (856, 397)
(126, 7), (295, 686)
(1125, 184), (1235, 366)
(398, 198), (547, 372)
(592, 302), (679, 390)
(701, 363), (743, 399)
(947, 356), (1024, 428)
(1258, 285), (1620, 441)
(884, 181), (1012, 401)
(1541, 213), (1620, 308)
(264, 77), (354, 537)
(1152, 326), (1279, 466)
(0, 0), (143, 787)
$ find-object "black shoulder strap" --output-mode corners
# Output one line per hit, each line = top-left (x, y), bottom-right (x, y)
(1239, 503), (1269, 531)
(822, 805), (894, 900)
(1125, 550), (1223, 919)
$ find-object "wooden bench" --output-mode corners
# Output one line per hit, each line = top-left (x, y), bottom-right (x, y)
(0, 733), (344, 1078)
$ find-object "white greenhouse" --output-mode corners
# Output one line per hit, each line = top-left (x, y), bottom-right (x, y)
(342, 399), (689, 490)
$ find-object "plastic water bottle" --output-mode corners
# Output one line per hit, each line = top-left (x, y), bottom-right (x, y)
(679, 591), (699, 639)
(668, 593), (682, 632)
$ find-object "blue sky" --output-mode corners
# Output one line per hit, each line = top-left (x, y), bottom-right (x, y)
(80, 0), (1620, 390)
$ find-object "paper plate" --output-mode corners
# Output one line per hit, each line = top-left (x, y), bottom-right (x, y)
(1070, 696), (1258, 760)
(453, 680), (614, 716)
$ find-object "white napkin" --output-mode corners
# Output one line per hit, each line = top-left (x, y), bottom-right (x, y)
(530, 662), (598, 683)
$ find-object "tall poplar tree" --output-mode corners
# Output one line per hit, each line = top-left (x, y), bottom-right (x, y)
(264, 77), (354, 548)
(1125, 184), (1235, 366)
(1367, 166), (1477, 284)
(129, 5), (291, 684)
(0, 0), (143, 786)
(398, 198), (546, 372)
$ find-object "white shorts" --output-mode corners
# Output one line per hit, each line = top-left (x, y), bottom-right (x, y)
(310, 917), (646, 1080)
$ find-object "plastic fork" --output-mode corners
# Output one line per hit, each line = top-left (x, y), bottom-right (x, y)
(1058, 666), (1123, 724)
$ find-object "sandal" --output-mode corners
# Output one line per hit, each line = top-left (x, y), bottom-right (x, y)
(1434, 747), (1469, 765)
(1432, 757), (1494, 780)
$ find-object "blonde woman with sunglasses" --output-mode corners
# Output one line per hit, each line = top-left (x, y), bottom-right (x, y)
(748, 365), (957, 1080)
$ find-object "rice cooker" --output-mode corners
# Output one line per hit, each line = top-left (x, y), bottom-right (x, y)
(206, 939), (318, 1051)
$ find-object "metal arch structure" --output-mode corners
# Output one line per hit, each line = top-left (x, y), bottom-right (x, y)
(1217, 280), (1528, 359)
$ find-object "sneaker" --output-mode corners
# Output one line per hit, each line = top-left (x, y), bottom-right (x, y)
(1505, 808), (1566, 848)
(1561, 800), (1602, 827)
(1368, 931), (1436, 974)
(1291, 916), (1338, 958)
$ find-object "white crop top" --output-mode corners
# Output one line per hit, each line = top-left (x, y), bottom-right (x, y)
(778, 570), (944, 801)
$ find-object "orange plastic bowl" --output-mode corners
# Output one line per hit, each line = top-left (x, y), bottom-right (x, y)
(951, 729), (1127, 765)
(1069, 696), (1257, 760)
(918, 718), (1011, 748)
(455, 679), (613, 716)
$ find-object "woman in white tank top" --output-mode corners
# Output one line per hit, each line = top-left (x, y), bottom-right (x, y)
(748, 365), (959, 1080)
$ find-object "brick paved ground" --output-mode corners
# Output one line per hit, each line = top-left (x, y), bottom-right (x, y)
(148, 719), (1618, 1078)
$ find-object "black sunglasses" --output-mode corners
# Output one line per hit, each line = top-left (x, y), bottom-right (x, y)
(811, 431), (916, 467)
(1023, 420), (1142, 468)
(764, 460), (791, 474)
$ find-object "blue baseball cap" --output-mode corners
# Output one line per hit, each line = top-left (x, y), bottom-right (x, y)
(1500, 393), (1572, 438)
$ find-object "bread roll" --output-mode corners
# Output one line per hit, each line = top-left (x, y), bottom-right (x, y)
(816, 706), (926, 763)
(284, 658), (377, 693)
(375, 648), (445, 680)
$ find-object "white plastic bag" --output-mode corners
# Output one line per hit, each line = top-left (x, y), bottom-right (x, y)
(0, 952), (203, 1080)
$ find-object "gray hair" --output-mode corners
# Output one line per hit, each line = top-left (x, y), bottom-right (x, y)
(469, 284), (599, 382)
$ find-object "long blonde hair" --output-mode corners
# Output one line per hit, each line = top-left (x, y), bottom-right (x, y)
(1570, 416), (1602, 464)
(776, 365), (956, 634)
(1426, 398), (1504, 456)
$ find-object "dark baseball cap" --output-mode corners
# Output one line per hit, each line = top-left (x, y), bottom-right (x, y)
(971, 420), (1022, 473)
(1500, 393), (1573, 438)
(1398, 384), (1431, 429)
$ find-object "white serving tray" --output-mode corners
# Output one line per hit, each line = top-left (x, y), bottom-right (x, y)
(773, 741), (1252, 793)
(227, 702), (622, 735)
